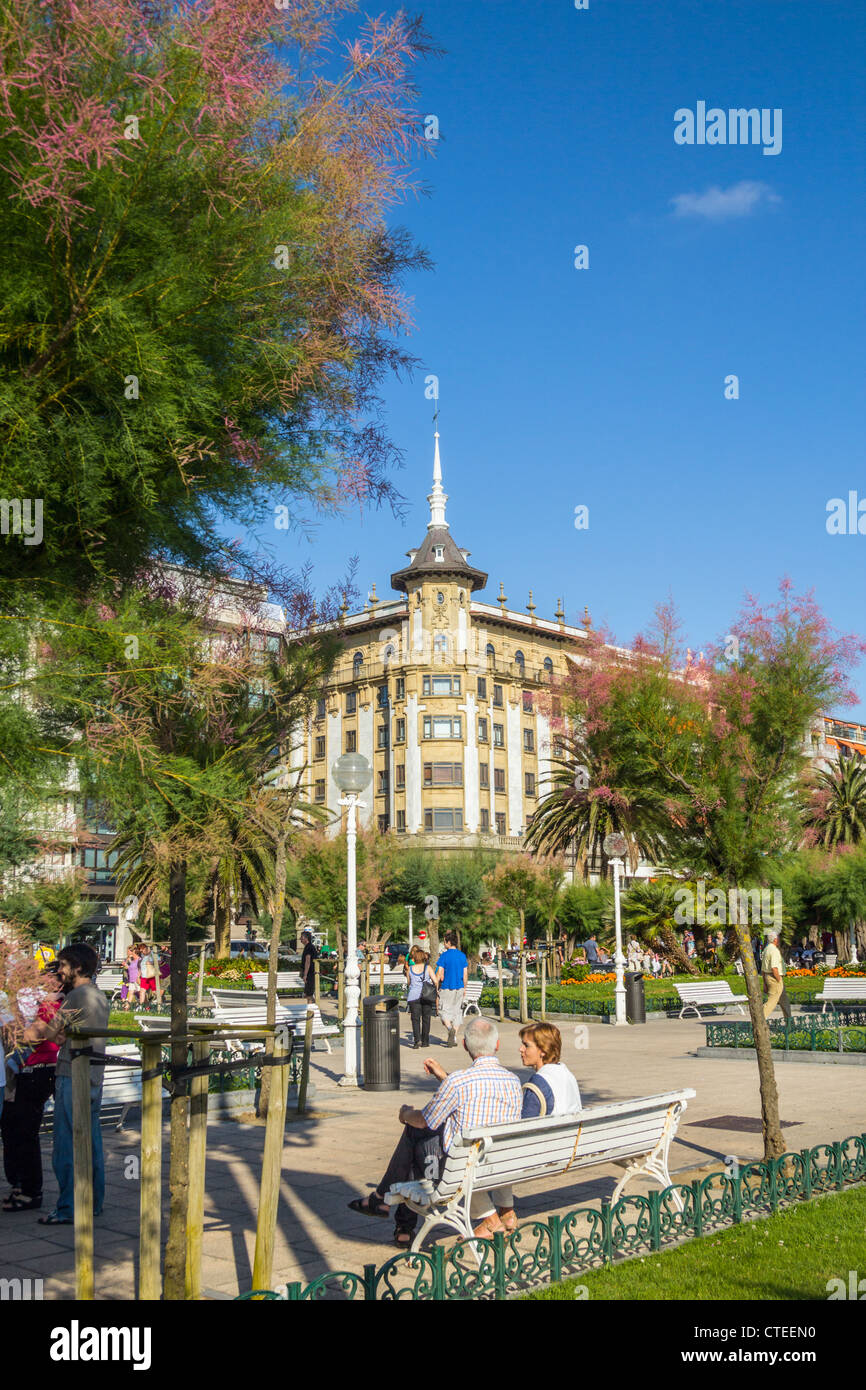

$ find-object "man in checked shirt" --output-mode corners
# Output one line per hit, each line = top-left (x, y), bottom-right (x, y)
(348, 1016), (522, 1247)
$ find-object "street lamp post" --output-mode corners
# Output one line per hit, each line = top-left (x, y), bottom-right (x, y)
(333, 753), (372, 1087)
(604, 833), (629, 1027)
(407, 904), (414, 950)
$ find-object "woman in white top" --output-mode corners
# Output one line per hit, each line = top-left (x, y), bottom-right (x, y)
(471, 1021), (582, 1238)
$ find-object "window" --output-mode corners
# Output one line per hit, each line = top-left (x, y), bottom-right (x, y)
(423, 762), (463, 786)
(495, 812), (506, 836)
(315, 736), (326, 759)
(551, 696), (562, 719)
(525, 772), (536, 797)
(79, 846), (118, 882)
(315, 697), (326, 720)
(423, 674), (460, 697)
(345, 730), (357, 753)
(480, 763), (489, 789)
(493, 723), (504, 747)
(486, 643), (495, 660)
(424, 808), (464, 831)
(553, 736), (564, 758)
(494, 767), (506, 792)
(396, 809), (406, 832)
(395, 718), (406, 743)
(523, 691), (533, 713)
(377, 724), (389, 748)
(493, 684), (503, 708)
(377, 770), (389, 794)
(543, 657), (553, 675)
(396, 764), (405, 789)
(423, 715), (462, 739)
(395, 677), (405, 700)
(523, 728), (535, 753)
(478, 717), (488, 743)
(345, 690), (357, 715)
(514, 649), (525, 670)
(352, 650), (364, 673)
(377, 814), (390, 833)
(377, 684), (388, 708)
(314, 779), (326, 803)
(480, 808), (490, 832)
(434, 546), (445, 562)
(436, 590), (445, 604)
(477, 676), (487, 699)
(433, 633), (449, 656)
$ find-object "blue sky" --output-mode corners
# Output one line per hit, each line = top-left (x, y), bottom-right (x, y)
(250, 0), (866, 717)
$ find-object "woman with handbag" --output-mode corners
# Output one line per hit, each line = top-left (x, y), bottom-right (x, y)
(404, 946), (437, 1050)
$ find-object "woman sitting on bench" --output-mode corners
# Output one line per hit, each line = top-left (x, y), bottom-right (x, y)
(471, 1022), (582, 1239)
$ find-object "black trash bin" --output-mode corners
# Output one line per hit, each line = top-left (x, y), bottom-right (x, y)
(363, 994), (401, 1091)
(625, 970), (646, 1024)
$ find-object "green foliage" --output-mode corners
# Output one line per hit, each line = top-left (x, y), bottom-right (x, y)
(0, 872), (90, 945)
(803, 752), (866, 849)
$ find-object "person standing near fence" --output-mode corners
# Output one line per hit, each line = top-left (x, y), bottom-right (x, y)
(404, 946), (437, 1050)
(1, 964), (63, 1213)
(35, 945), (109, 1227)
(435, 932), (467, 1048)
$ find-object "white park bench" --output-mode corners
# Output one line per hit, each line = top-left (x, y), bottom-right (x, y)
(95, 971), (124, 1002)
(815, 977), (866, 1013)
(461, 981), (484, 1018)
(208, 988), (270, 1008)
(480, 962), (515, 984)
(44, 1045), (144, 1132)
(673, 980), (746, 1019)
(366, 966), (408, 990)
(388, 1088), (696, 1250)
(251, 971), (304, 992)
(211, 999), (339, 1053)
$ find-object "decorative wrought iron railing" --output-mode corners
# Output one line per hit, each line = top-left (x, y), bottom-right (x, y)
(705, 1015), (866, 1053)
(235, 1131), (866, 1300)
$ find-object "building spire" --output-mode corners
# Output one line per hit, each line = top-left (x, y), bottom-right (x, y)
(427, 415), (449, 531)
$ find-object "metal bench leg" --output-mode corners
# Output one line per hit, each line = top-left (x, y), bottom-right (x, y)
(610, 1102), (685, 1213)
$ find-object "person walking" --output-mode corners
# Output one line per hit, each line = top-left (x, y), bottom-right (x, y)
(435, 932), (468, 1048)
(300, 930), (318, 1003)
(120, 945), (139, 1010)
(761, 928), (792, 1023)
(1, 965), (63, 1213)
(35, 944), (109, 1226)
(404, 946), (437, 1049)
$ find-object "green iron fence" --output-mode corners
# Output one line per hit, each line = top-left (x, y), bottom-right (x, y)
(236, 1131), (866, 1301)
(705, 1015), (866, 1053)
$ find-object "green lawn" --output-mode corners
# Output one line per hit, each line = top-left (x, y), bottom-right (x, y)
(484, 971), (830, 1012)
(524, 1186), (866, 1301)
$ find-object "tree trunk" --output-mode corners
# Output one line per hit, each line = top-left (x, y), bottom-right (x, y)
(660, 925), (698, 975)
(214, 893), (231, 959)
(733, 922), (785, 1160)
(164, 859), (190, 1300)
(260, 834), (288, 1119)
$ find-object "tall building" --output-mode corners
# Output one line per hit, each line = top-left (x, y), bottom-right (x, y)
(302, 431), (588, 851)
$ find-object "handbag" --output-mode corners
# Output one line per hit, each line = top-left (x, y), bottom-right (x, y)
(420, 970), (437, 1006)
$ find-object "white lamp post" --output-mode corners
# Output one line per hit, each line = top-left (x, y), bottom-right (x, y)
(406, 903), (414, 949)
(604, 833), (629, 1027)
(333, 752), (372, 1087)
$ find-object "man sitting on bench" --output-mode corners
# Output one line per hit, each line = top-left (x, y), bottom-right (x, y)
(348, 1017), (522, 1249)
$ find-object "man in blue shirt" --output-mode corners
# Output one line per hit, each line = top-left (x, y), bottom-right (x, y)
(435, 933), (468, 1047)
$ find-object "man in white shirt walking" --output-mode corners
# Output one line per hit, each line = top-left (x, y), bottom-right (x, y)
(761, 928), (792, 1022)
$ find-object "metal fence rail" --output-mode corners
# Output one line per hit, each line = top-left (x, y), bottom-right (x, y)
(236, 1130), (866, 1301)
(705, 1015), (866, 1053)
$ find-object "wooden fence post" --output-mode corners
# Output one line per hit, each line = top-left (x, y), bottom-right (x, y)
(139, 1038), (164, 1301)
(519, 954), (529, 1023)
(72, 1040), (94, 1301)
(185, 1037), (209, 1300)
(252, 1026), (289, 1292)
(313, 958), (321, 1006)
(297, 1008), (315, 1115)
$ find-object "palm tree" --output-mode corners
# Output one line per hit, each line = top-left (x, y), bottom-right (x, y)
(524, 733), (668, 876)
(803, 752), (866, 850)
(814, 848), (866, 965)
(620, 879), (697, 974)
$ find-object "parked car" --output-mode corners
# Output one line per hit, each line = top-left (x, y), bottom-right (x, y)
(386, 942), (411, 965)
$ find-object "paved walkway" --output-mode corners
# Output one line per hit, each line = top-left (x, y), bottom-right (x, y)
(1, 1009), (862, 1299)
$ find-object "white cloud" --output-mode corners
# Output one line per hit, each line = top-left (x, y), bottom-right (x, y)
(670, 181), (781, 220)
